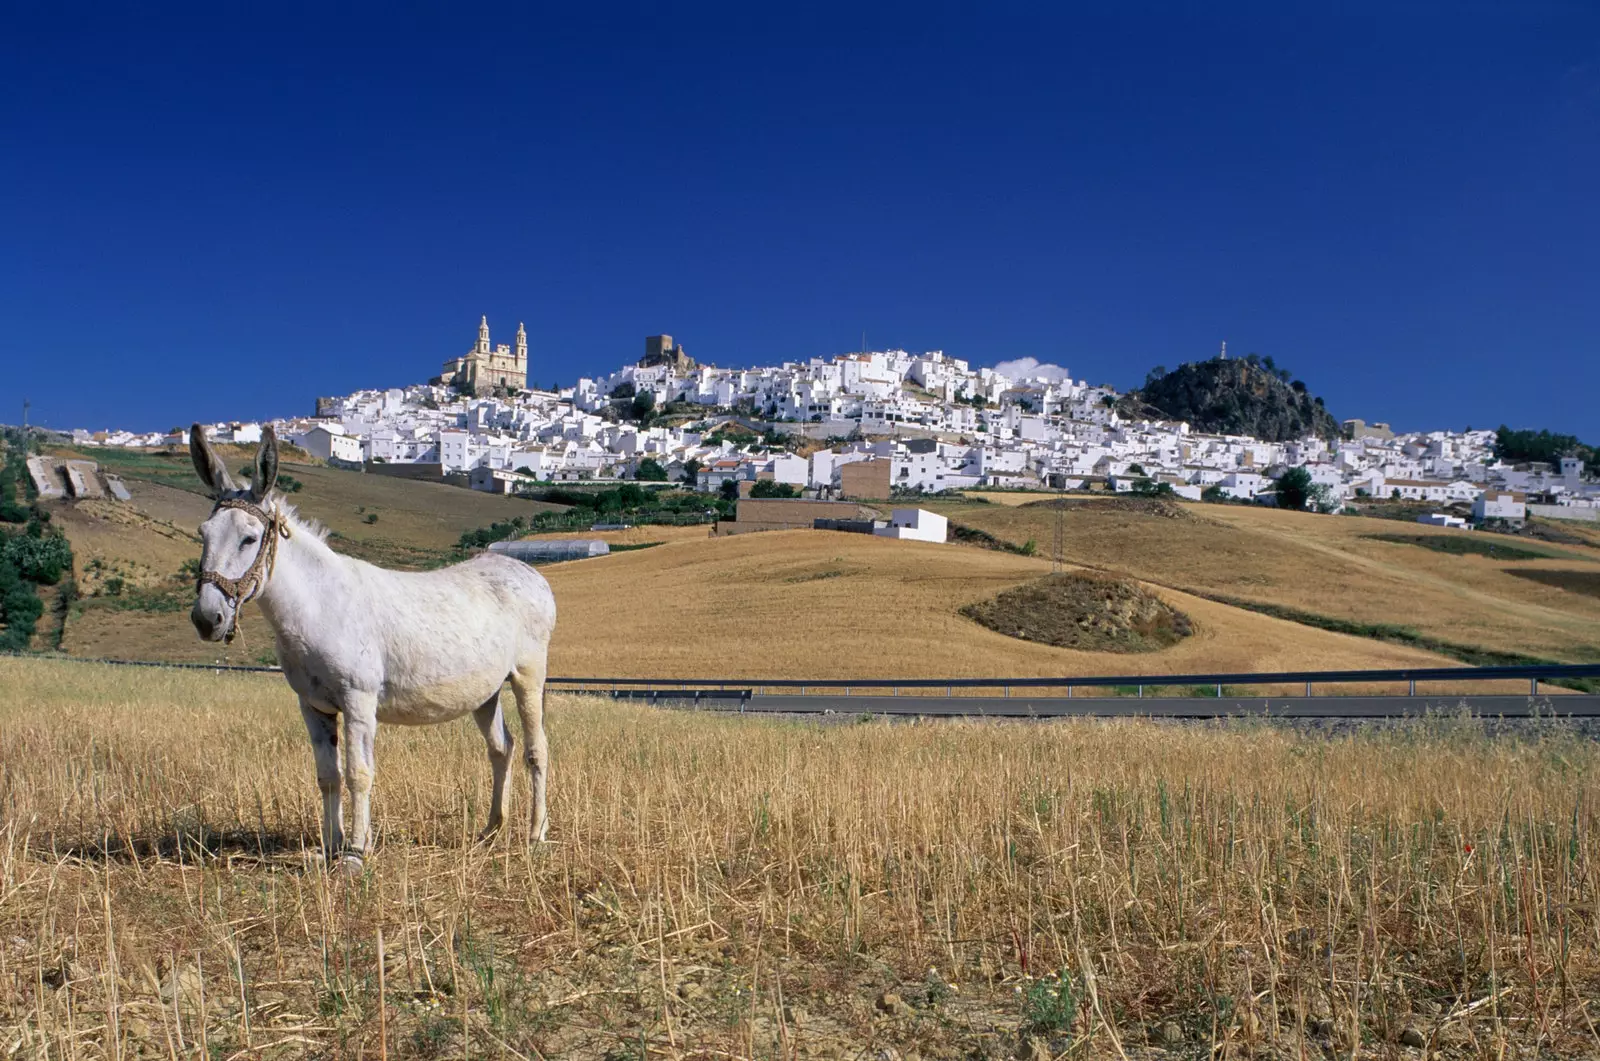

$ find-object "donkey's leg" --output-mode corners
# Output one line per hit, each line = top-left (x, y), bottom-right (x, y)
(509, 658), (550, 842)
(472, 688), (515, 842)
(341, 694), (380, 863)
(299, 698), (343, 860)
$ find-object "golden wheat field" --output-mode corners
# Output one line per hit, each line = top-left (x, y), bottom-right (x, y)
(4, 655), (1600, 1059)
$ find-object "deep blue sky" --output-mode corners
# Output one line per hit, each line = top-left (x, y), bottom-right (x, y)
(3, 3), (1597, 436)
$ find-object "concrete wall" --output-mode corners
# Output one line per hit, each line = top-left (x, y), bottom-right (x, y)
(1528, 503), (1598, 522)
(25, 457), (65, 500)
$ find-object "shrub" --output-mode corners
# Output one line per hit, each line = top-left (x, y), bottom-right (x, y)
(750, 480), (799, 499)
(1021, 970), (1077, 1034)
(0, 532), (72, 585)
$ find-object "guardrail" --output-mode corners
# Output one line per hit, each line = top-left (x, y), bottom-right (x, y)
(6, 656), (1593, 697)
(6, 655), (1598, 712)
(547, 663), (1600, 699)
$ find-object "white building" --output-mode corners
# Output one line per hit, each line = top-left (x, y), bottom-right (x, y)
(873, 508), (949, 544)
(297, 425), (362, 464)
(1473, 492), (1526, 523)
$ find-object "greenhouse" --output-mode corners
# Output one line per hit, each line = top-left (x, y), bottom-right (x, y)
(486, 539), (610, 564)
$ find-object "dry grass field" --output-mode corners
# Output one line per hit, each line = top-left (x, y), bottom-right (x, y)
(4, 655), (1600, 1059)
(539, 530), (1471, 683)
(925, 499), (1600, 666)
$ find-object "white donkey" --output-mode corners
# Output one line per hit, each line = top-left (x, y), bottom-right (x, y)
(188, 424), (556, 869)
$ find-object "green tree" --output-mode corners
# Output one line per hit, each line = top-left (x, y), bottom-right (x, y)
(1131, 478), (1175, 498)
(635, 457), (668, 481)
(681, 458), (703, 485)
(1494, 425), (1597, 475)
(1274, 466), (1314, 511)
(629, 392), (657, 422)
(750, 480), (799, 498)
(719, 478), (741, 502)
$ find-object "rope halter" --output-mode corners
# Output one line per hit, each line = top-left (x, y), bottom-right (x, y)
(196, 496), (292, 644)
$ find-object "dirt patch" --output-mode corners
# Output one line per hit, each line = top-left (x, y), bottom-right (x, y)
(1506, 568), (1600, 599)
(961, 572), (1193, 652)
(1021, 496), (1195, 520)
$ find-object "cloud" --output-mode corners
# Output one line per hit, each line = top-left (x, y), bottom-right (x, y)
(992, 357), (1072, 383)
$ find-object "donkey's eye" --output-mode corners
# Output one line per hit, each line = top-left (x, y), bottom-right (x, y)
(240, 535), (258, 548)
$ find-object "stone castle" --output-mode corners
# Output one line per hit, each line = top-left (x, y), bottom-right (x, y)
(437, 316), (528, 396)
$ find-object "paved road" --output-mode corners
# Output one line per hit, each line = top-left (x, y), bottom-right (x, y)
(618, 693), (1600, 719)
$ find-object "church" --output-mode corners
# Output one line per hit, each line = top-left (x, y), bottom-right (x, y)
(437, 316), (528, 396)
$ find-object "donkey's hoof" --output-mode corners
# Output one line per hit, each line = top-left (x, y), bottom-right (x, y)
(474, 822), (503, 847)
(334, 852), (365, 878)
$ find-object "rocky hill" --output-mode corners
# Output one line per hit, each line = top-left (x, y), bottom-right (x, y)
(1119, 357), (1339, 441)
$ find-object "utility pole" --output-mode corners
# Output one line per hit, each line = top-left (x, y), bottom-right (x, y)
(1052, 478), (1065, 574)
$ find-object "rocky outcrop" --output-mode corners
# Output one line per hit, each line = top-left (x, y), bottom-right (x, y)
(1121, 359), (1339, 441)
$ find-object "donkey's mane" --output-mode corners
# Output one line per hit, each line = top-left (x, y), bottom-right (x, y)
(274, 499), (331, 543)
(215, 490), (331, 543)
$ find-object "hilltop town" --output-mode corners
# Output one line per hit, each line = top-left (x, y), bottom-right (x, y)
(65, 316), (1598, 524)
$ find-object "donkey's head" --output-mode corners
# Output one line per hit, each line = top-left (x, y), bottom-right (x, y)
(188, 423), (282, 642)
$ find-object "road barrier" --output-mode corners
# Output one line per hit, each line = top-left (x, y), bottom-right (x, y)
(8, 654), (1598, 719)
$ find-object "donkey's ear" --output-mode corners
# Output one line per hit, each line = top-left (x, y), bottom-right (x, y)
(189, 423), (235, 497)
(249, 425), (279, 502)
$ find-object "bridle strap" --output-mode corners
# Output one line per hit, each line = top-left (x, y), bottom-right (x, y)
(196, 497), (292, 644)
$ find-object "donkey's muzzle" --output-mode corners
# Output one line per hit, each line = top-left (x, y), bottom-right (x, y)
(192, 602), (225, 642)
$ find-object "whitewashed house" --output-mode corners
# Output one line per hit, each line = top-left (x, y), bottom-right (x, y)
(873, 508), (949, 543)
(1473, 492), (1526, 523)
(299, 425), (363, 464)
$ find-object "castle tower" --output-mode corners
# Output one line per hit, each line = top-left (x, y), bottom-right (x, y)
(515, 321), (528, 367)
(477, 315), (491, 355)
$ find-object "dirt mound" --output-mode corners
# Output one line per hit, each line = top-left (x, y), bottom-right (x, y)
(961, 572), (1193, 653)
(1020, 496), (1194, 520)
